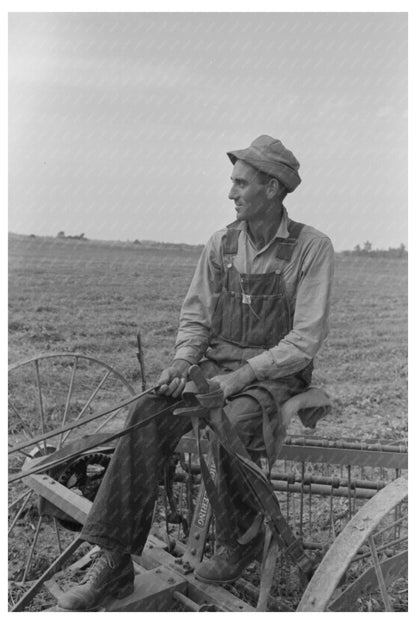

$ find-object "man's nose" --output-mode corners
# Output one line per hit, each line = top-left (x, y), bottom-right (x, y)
(228, 184), (238, 200)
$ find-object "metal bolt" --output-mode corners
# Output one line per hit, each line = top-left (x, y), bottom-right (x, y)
(191, 548), (196, 555)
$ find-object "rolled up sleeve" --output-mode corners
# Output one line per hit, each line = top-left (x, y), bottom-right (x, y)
(248, 236), (335, 380)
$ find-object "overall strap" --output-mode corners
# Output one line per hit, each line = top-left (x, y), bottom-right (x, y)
(275, 219), (305, 261)
(223, 222), (241, 256)
(287, 219), (305, 239)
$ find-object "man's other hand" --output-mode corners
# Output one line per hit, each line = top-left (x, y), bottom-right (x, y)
(210, 363), (256, 400)
(157, 359), (190, 398)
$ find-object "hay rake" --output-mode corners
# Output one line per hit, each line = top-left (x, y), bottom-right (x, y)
(8, 351), (408, 612)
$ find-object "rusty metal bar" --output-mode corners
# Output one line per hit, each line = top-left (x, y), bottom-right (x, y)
(279, 444), (407, 469)
(299, 462), (305, 538)
(347, 465), (352, 518)
(174, 468), (390, 499)
(284, 437), (407, 453)
(269, 472), (387, 491)
(177, 434), (408, 469)
(270, 479), (378, 499)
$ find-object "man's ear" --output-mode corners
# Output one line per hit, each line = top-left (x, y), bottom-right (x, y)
(266, 178), (280, 199)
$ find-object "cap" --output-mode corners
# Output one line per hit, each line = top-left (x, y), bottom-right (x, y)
(227, 135), (301, 192)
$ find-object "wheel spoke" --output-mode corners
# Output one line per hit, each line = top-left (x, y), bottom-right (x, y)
(61, 369), (111, 445)
(58, 355), (78, 449)
(22, 514), (43, 582)
(8, 399), (34, 439)
(53, 517), (63, 554)
(372, 514), (407, 540)
(368, 534), (393, 610)
(8, 488), (31, 511)
(8, 491), (32, 535)
(9, 442), (32, 459)
(93, 406), (124, 433)
(352, 534), (408, 564)
(34, 360), (47, 453)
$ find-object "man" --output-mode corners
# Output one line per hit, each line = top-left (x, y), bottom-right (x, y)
(58, 135), (334, 611)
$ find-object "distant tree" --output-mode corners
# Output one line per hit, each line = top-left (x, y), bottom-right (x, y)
(363, 241), (372, 253)
(57, 231), (65, 238)
(353, 244), (361, 253)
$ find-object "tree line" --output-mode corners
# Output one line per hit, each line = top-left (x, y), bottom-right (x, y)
(341, 241), (407, 258)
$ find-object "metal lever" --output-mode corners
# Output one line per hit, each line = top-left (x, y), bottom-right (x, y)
(189, 365), (210, 393)
(136, 331), (147, 391)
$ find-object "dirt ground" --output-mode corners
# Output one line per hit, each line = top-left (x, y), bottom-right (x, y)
(8, 234), (408, 611)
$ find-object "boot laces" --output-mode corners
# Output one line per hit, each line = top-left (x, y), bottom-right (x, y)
(215, 545), (237, 561)
(83, 550), (116, 584)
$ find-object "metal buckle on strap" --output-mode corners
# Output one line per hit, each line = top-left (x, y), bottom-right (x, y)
(285, 540), (314, 576)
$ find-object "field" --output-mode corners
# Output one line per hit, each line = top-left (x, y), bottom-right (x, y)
(9, 233), (408, 439)
(8, 233), (408, 610)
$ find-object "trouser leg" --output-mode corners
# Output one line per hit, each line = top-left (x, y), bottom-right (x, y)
(81, 392), (191, 555)
(211, 396), (263, 545)
(213, 377), (306, 545)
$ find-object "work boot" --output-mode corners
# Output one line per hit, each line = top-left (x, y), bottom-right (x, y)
(57, 549), (134, 611)
(194, 536), (263, 585)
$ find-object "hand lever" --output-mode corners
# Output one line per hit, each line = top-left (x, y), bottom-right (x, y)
(189, 365), (210, 393)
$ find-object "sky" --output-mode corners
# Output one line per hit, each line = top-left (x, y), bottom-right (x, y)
(8, 11), (408, 251)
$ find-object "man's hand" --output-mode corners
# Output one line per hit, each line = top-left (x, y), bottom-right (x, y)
(211, 363), (256, 400)
(157, 359), (191, 398)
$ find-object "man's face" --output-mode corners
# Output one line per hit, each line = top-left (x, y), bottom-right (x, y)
(228, 160), (269, 222)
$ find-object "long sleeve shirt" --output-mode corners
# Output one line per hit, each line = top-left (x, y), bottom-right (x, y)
(175, 207), (334, 381)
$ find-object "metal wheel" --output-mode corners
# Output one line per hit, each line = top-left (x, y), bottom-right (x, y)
(297, 474), (408, 612)
(8, 353), (137, 611)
